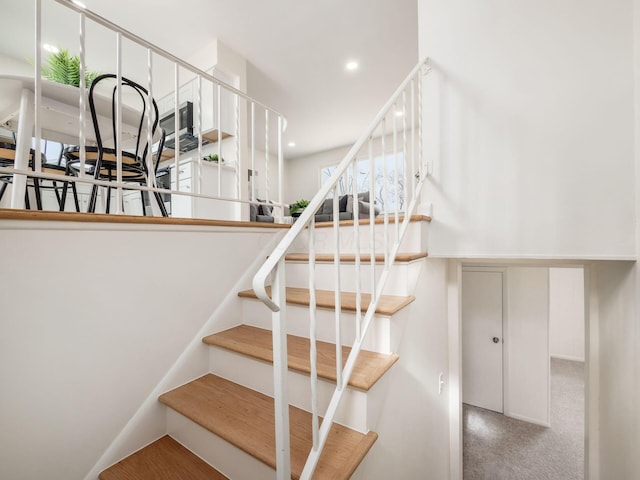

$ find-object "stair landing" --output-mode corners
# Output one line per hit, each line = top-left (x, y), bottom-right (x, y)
(99, 435), (228, 480)
(159, 374), (377, 480)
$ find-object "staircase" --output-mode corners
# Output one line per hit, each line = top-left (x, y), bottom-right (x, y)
(98, 214), (430, 479)
(98, 57), (431, 479)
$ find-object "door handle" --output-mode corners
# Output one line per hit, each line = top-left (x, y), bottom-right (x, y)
(492, 337), (500, 344)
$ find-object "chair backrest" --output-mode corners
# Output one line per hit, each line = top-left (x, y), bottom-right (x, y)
(88, 74), (160, 176)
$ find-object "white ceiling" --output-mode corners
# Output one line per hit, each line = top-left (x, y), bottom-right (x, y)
(0, 0), (418, 159)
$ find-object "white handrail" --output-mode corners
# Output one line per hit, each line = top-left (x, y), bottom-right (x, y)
(251, 57), (430, 479)
(52, 0), (284, 117)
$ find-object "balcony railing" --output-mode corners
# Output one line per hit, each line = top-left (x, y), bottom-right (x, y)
(0, 0), (285, 222)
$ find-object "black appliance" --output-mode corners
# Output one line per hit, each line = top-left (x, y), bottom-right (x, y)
(160, 101), (203, 153)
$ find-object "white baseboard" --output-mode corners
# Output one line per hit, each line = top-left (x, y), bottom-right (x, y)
(551, 354), (585, 363)
(505, 412), (550, 428)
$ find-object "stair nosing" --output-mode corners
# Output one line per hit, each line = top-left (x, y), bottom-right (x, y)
(313, 213), (431, 228)
(284, 252), (428, 263)
(238, 286), (415, 316)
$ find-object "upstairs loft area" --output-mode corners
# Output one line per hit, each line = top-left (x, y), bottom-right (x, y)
(0, 0), (420, 231)
(0, 0), (288, 225)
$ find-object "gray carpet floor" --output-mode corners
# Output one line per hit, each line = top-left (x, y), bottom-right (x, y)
(463, 358), (584, 480)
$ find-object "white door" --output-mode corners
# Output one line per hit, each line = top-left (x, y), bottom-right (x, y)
(462, 270), (504, 413)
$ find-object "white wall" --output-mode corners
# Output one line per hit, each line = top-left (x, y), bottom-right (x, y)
(418, 0), (636, 259)
(550, 267), (585, 362)
(285, 144), (351, 204)
(0, 219), (282, 480)
(590, 261), (639, 479)
(357, 258), (450, 479)
(506, 267), (550, 426)
(0, 52), (32, 76)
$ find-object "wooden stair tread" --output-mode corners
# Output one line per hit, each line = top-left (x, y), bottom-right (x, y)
(99, 435), (228, 480)
(285, 252), (427, 263)
(313, 213), (431, 228)
(159, 374), (377, 480)
(238, 286), (414, 316)
(203, 325), (398, 390)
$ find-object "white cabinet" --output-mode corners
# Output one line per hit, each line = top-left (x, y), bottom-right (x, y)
(157, 68), (236, 142)
(169, 159), (240, 221)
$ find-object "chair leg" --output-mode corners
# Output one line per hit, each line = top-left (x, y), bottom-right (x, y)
(71, 182), (80, 212)
(24, 189), (31, 210)
(59, 181), (68, 212)
(140, 189), (146, 216)
(52, 180), (63, 210)
(0, 181), (8, 204)
(153, 190), (168, 217)
(106, 186), (111, 214)
(88, 184), (99, 213)
(33, 178), (43, 210)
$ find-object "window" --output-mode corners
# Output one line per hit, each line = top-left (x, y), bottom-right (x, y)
(321, 153), (405, 212)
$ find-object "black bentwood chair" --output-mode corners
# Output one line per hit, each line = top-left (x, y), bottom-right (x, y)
(64, 74), (168, 216)
(0, 139), (79, 211)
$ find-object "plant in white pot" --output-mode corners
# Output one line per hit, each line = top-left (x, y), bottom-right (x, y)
(289, 198), (309, 217)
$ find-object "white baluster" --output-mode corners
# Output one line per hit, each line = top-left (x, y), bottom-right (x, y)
(265, 109), (269, 203)
(196, 75), (202, 196)
(368, 136), (376, 302)
(393, 102), (399, 239)
(236, 93), (241, 200)
(381, 118), (389, 267)
(173, 64), (180, 193)
(251, 102), (256, 202)
(333, 186), (342, 389)
(217, 84), (222, 197)
(78, 10), (86, 179)
(411, 78), (416, 202)
(402, 89), (408, 208)
(271, 259), (291, 480)
(115, 32), (122, 214)
(277, 115), (283, 222)
(308, 217), (319, 449)
(352, 160), (362, 341)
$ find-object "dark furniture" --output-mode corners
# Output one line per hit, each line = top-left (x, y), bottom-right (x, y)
(313, 192), (380, 222)
(0, 139), (80, 211)
(250, 201), (275, 223)
(64, 74), (168, 216)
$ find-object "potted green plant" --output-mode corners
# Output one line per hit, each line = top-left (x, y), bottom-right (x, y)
(204, 153), (224, 163)
(289, 198), (309, 217)
(40, 48), (100, 87)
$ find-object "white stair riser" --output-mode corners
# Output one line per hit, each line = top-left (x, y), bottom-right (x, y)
(284, 260), (423, 296)
(208, 347), (369, 432)
(242, 299), (394, 353)
(290, 220), (428, 254)
(166, 409), (276, 480)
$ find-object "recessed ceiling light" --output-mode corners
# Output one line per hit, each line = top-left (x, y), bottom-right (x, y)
(288, 142), (296, 147)
(43, 44), (59, 54)
(395, 110), (404, 117)
(345, 61), (359, 71)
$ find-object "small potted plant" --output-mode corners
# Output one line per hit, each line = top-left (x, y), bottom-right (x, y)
(40, 48), (100, 87)
(289, 198), (309, 217)
(204, 153), (224, 163)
